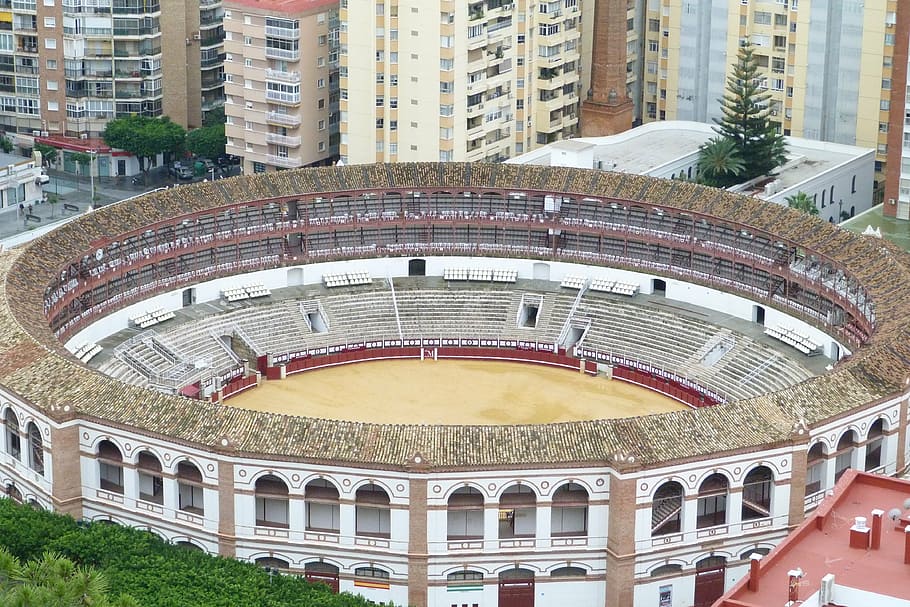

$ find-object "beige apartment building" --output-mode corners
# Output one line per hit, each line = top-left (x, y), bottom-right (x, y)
(638, 0), (898, 198)
(223, 0), (339, 174)
(160, 0), (227, 129)
(339, 0), (591, 164)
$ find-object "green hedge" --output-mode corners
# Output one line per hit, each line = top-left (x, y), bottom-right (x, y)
(0, 499), (390, 607)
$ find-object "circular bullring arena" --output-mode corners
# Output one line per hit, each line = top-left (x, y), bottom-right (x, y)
(1, 163), (909, 607)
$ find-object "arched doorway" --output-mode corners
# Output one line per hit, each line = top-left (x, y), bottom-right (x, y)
(532, 262), (549, 281)
(287, 268), (304, 286)
(694, 556), (726, 607)
(305, 561), (339, 593)
(408, 258), (426, 276)
(498, 567), (534, 607)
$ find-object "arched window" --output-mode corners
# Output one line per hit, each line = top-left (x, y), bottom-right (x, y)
(6, 483), (22, 503)
(97, 440), (123, 494)
(865, 419), (885, 472)
(834, 430), (856, 482)
(256, 556), (290, 571)
(696, 474), (728, 529)
(354, 566), (390, 581)
(176, 540), (204, 551)
(177, 461), (204, 515)
(805, 442), (826, 495)
(447, 486), (484, 540)
(26, 422), (43, 475)
(137, 451), (163, 504)
(550, 566), (586, 578)
(4, 409), (20, 460)
(741, 466), (773, 520)
(739, 547), (771, 561)
(355, 483), (390, 538)
(255, 475), (289, 528)
(652, 481), (683, 536)
(498, 484), (537, 539)
(447, 570), (483, 590)
(650, 564), (683, 577)
(551, 482), (588, 536)
(305, 478), (340, 532)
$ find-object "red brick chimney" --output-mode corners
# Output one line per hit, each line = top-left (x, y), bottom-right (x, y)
(747, 554), (761, 592)
(871, 509), (884, 550)
(904, 527), (910, 564)
(849, 516), (870, 549)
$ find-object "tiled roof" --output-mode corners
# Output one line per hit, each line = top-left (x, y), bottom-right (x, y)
(1, 163), (907, 469)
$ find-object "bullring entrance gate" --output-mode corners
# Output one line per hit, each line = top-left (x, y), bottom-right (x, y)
(693, 556), (726, 607)
(498, 568), (534, 607)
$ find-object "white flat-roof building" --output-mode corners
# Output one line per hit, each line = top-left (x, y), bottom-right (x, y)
(0, 151), (45, 214)
(508, 120), (876, 224)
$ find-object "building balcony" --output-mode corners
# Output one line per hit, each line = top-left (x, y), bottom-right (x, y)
(266, 154), (301, 168)
(265, 47), (299, 61)
(201, 96), (224, 111)
(265, 69), (300, 83)
(199, 0), (221, 7)
(266, 90), (300, 105)
(200, 52), (224, 67)
(267, 111), (300, 127)
(266, 133), (301, 146)
(200, 77), (223, 91)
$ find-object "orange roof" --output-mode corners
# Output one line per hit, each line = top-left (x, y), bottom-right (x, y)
(718, 470), (910, 607)
(224, 0), (335, 15)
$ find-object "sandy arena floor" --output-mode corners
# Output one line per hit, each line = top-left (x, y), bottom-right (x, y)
(227, 359), (686, 425)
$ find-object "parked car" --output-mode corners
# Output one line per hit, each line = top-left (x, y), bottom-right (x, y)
(168, 162), (194, 180)
(216, 154), (241, 166)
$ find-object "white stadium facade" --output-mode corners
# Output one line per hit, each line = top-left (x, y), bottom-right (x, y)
(0, 163), (907, 607)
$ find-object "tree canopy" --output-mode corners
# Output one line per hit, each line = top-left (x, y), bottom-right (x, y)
(0, 499), (391, 607)
(102, 116), (186, 175)
(33, 143), (59, 167)
(710, 41), (787, 183)
(185, 124), (226, 161)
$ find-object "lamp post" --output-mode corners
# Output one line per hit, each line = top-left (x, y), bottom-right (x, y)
(89, 149), (96, 209)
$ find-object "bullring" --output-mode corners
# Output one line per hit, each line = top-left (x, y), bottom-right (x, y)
(0, 162), (907, 607)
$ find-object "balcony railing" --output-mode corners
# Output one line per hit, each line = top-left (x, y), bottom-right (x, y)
(266, 90), (300, 105)
(267, 112), (300, 126)
(265, 47), (299, 60)
(266, 154), (301, 168)
(265, 25), (299, 39)
(265, 69), (300, 83)
(266, 133), (301, 146)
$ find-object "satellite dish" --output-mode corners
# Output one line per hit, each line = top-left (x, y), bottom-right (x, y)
(95, 248), (103, 261)
(889, 508), (902, 522)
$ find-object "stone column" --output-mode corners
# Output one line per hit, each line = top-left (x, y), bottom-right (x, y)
(217, 461), (236, 557)
(50, 424), (83, 518)
(407, 475), (428, 607)
(605, 471), (637, 607)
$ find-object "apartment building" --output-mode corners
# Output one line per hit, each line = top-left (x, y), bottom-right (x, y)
(339, 0), (589, 165)
(160, 0), (226, 129)
(884, 0), (909, 219)
(0, 0), (223, 173)
(639, 0), (897, 199)
(222, 0), (339, 174)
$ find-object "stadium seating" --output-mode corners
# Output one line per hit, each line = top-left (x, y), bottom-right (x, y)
(764, 324), (821, 355)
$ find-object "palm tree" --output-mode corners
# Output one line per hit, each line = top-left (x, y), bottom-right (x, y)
(0, 548), (129, 607)
(785, 191), (818, 216)
(696, 137), (745, 188)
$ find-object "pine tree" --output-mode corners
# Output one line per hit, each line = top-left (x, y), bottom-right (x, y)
(713, 42), (787, 181)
